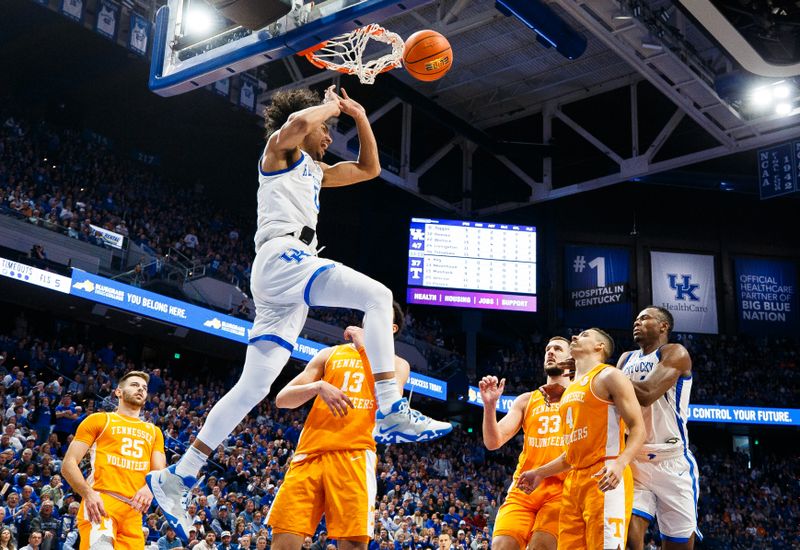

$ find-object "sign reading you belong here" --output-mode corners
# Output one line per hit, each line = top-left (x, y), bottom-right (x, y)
(66, 270), (448, 400)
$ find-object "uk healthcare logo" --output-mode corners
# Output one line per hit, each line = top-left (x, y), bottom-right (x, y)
(667, 274), (700, 301)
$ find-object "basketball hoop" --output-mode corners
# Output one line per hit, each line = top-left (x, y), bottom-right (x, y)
(299, 24), (404, 85)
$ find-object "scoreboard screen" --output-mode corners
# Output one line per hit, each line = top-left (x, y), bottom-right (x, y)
(406, 217), (537, 312)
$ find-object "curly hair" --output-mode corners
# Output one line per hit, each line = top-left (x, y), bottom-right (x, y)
(263, 88), (321, 138)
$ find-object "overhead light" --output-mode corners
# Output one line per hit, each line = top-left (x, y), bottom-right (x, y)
(775, 102), (792, 116)
(773, 83), (791, 99)
(641, 41), (663, 51)
(613, 2), (632, 20)
(750, 87), (772, 107)
(185, 8), (214, 34)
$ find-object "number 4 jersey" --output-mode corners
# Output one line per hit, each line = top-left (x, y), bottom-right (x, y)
(294, 344), (377, 456)
(74, 412), (165, 499)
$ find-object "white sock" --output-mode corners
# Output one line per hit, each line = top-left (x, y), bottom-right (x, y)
(375, 379), (402, 414)
(175, 445), (208, 479)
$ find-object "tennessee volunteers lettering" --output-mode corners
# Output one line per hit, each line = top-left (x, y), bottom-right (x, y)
(106, 454), (150, 471)
(329, 358), (363, 371)
(526, 435), (564, 448)
(563, 427), (589, 445)
(561, 391), (586, 405)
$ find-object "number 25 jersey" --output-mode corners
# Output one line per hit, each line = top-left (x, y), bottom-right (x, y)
(74, 412), (165, 499)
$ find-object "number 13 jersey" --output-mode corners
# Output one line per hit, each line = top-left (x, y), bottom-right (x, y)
(294, 344), (377, 456)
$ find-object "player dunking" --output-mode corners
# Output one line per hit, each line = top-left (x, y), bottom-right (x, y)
(61, 371), (166, 550)
(619, 307), (701, 549)
(479, 336), (572, 550)
(148, 86), (450, 537)
(267, 303), (409, 550)
(518, 329), (645, 550)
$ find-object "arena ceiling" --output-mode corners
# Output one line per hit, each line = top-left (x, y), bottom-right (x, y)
(4, 0), (800, 214)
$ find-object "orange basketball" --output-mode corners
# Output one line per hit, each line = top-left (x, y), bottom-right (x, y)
(403, 30), (453, 82)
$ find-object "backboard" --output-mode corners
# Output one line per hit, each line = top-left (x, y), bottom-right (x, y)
(149, 0), (430, 97)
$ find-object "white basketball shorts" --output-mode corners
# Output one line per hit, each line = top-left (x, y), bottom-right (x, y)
(248, 236), (337, 350)
(630, 451), (702, 543)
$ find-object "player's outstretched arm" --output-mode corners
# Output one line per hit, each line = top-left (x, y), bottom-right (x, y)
(61, 440), (107, 523)
(321, 88), (381, 187)
(629, 344), (691, 407)
(479, 376), (525, 450)
(275, 348), (355, 416)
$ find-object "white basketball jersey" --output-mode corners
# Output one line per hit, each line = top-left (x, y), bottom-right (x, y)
(253, 150), (323, 251)
(621, 347), (692, 456)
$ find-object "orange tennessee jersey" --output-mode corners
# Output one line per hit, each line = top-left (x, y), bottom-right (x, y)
(511, 391), (566, 483)
(560, 364), (627, 470)
(74, 412), (165, 499)
(294, 344), (377, 456)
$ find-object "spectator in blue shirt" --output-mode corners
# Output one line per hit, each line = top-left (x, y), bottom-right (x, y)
(158, 526), (183, 550)
(52, 396), (76, 445)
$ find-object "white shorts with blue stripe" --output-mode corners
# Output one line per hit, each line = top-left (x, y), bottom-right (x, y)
(248, 236), (336, 351)
(631, 450), (703, 543)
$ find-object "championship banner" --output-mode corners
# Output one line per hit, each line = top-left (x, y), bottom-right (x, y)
(89, 224), (125, 249)
(95, 0), (120, 40)
(734, 257), (798, 335)
(60, 0), (83, 21)
(650, 251), (718, 334)
(129, 12), (150, 56)
(564, 245), (631, 328)
(239, 75), (258, 111)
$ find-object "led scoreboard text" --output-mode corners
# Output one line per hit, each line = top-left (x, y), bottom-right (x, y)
(407, 218), (537, 312)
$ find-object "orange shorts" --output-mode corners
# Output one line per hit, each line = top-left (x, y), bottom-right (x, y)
(494, 479), (562, 549)
(267, 449), (377, 542)
(558, 460), (633, 550)
(78, 492), (143, 550)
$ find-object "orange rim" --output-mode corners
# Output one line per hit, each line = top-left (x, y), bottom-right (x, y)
(297, 25), (398, 75)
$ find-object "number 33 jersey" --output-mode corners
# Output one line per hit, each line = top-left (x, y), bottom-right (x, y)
(295, 344), (377, 456)
(74, 412), (165, 499)
(511, 390), (566, 485)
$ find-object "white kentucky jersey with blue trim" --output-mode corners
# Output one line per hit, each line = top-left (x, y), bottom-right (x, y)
(622, 348), (692, 456)
(254, 150), (323, 250)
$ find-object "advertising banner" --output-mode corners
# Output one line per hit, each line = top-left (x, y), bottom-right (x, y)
(735, 257), (797, 335)
(564, 244), (631, 328)
(650, 251), (718, 334)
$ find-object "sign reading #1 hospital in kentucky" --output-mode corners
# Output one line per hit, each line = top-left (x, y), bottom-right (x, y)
(734, 257), (798, 335)
(564, 245), (631, 329)
(650, 251), (718, 334)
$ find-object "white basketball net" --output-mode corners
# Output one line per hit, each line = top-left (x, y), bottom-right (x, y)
(303, 24), (404, 85)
